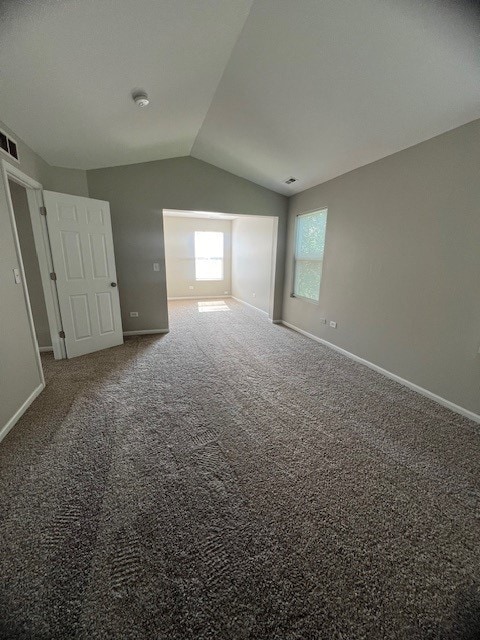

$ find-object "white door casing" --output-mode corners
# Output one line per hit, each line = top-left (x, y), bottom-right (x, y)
(43, 191), (123, 358)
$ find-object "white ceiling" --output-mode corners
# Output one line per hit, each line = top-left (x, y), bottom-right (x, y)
(0, 0), (253, 168)
(1, 0), (479, 195)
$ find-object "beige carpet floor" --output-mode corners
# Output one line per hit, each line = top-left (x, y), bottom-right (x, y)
(1, 298), (479, 639)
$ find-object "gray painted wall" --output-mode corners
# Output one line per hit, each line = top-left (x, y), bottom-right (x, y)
(0, 119), (52, 188)
(232, 216), (276, 314)
(283, 119), (480, 415)
(0, 118), (89, 197)
(164, 216), (232, 299)
(87, 156), (288, 332)
(9, 181), (51, 348)
(0, 117), (88, 432)
(49, 165), (89, 198)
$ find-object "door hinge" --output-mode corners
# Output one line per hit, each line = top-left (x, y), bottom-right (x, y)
(59, 330), (65, 339)
(40, 206), (47, 216)
(50, 272), (57, 281)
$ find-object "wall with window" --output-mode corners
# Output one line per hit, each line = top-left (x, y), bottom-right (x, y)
(283, 119), (480, 415)
(164, 216), (232, 298)
(87, 156), (287, 332)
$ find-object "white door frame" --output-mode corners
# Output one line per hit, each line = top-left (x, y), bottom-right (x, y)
(268, 216), (279, 321)
(1, 159), (66, 360)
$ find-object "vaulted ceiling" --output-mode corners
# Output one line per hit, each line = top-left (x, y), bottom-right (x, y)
(1, 0), (479, 195)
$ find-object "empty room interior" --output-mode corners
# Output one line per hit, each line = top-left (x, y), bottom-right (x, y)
(0, 1), (479, 638)
(164, 209), (276, 320)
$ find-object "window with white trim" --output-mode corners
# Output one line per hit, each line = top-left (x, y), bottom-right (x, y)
(293, 209), (328, 302)
(194, 231), (224, 281)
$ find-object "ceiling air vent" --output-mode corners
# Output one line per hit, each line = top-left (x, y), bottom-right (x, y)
(285, 177), (297, 185)
(0, 129), (19, 162)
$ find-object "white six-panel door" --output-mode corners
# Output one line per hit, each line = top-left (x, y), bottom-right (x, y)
(43, 191), (123, 358)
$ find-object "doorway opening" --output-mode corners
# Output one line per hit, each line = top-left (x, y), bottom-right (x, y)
(163, 209), (278, 324)
(9, 180), (53, 354)
(3, 160), (123, 362)
(2, 161), (66, 372)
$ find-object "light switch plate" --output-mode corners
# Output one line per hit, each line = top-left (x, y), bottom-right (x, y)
(13, 268), (21, 284)
(153, 263), (160, 272)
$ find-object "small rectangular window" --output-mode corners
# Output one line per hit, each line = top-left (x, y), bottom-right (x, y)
(195, 231), (224, 281)
(293, 209), (328, 302)
(0, 132), (7, 152)
(7, 139), (18, 160)
(0, 129), (20, 162)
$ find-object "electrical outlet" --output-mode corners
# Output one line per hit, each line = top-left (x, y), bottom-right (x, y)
(252, 292), (256, 298)
(153, 262), (160, 272)
(130, 312), (139, 317)
(224, 291), (229, 294)
(329, 321), (337, 328)
(189, 285), (194, 290)
(319, 318), (327, 324)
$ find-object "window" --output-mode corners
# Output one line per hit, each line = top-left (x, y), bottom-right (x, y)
(0, 128), (19, 162)
(293, 209), (328, 302)
(195, 231), (224, 280)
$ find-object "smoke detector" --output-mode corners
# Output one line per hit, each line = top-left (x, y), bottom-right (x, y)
(285, 177), (297, 185)
(132, 91), (149, 107)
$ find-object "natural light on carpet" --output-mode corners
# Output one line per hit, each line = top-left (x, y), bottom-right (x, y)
(197, 300), (230, 313)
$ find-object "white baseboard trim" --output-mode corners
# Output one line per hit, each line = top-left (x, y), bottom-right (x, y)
(0, 383), (45, 444)
(168, 295), (232, 301)
(123, 329), (169, 336)
(38, 346), (53, 352)
(231, 296), (268, 316)
(281, 320), (480, 425)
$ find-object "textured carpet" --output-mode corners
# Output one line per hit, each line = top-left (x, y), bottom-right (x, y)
(1, 299), (480, 639)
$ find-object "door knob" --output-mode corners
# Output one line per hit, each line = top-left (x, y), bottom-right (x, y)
(110, 282), (117, 287)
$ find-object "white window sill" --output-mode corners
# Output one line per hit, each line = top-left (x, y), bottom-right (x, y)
(290, 293), (320, 305)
